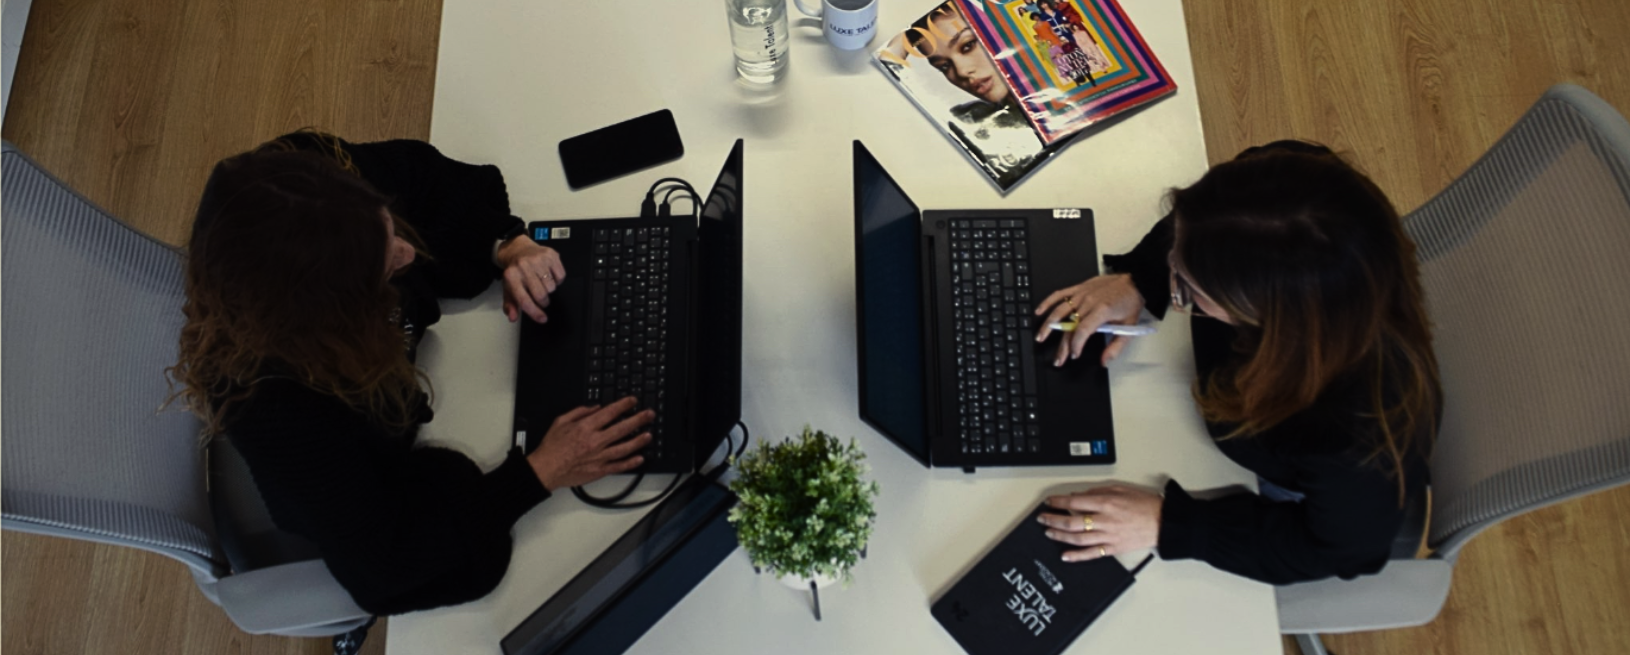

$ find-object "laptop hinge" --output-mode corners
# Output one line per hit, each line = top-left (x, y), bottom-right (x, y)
(919, 230), (943, 463)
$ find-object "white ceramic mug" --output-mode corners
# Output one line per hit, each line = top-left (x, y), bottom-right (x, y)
(792, 0), (879, 51)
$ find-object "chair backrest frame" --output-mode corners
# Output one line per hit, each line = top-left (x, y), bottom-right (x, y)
(1402, 84), (1630, 561)
(1, 142), (225, 581)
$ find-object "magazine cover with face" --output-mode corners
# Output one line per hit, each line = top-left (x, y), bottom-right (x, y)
(873, 1), (1062, 193)
(953, 0), (1177, 145)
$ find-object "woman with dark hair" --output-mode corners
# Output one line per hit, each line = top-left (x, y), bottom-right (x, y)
(168, 132), (652, 632)
(1031, 141), (1441, 584)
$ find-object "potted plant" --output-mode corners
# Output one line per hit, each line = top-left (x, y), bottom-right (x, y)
(728, 426), (880, 616)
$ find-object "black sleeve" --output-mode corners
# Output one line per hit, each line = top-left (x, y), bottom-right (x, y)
(227, 381), (549, 615)
(344, 137), (526, 299)
(1154, 450), (1403, 585)
(1102, 214), (1174, 319)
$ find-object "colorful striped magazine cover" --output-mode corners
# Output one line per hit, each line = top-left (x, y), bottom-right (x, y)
(953, 0), (1177, 145)
(873, 0), (1062, 193)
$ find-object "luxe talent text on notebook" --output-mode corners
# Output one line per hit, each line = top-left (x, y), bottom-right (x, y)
(930, 503), (1150, 655)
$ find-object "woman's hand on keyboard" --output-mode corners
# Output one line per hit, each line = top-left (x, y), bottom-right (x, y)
(527, 397), (653, 491)
(1033, 274), (1144, 367)
(498, 237), (566, 323)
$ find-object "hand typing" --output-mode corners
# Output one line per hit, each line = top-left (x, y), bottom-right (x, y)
(497, 237), (566, 323)
(526, 397), (653, 491)
(1033, 274), (1145, 367)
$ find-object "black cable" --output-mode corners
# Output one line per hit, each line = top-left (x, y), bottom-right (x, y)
(643, 177), (699, 217)
(573, 471), (685, 509)
(703, 420), (751, 481)
(644, 177), (693, 198)
(660, 186), (701, 217)
(572, 473), (643, 505)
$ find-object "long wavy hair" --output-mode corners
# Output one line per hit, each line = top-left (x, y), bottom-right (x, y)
(1171, 142), (1441, 499)
(167, 146), (427, 437)
(257, 129), (432, 258)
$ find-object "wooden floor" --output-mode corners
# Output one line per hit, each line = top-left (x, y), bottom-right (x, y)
(2, 0), (1627, 654)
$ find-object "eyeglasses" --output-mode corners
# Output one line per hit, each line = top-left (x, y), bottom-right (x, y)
(1168, 252), (1198, 314)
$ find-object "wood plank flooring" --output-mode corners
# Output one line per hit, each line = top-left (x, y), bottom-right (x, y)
(3, 0), (1628, 654)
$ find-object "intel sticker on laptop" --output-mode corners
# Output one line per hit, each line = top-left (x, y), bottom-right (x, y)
(532, 226), (573, 241)
(1069, 440), (1109, 456)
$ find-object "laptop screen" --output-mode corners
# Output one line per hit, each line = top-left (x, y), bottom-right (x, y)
(852, 142), (929, 463)
(692, 140), (744, 467)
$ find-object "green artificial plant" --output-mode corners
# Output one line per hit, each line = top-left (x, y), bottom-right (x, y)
(727, 426), (880, 583)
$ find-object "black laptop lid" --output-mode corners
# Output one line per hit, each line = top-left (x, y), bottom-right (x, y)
(500, 476), (738, 655)
(853, 141), (930, 464)
(692, 140), (744, 467)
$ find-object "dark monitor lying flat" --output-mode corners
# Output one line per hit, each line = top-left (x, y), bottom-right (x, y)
(501, 476), (739, 655)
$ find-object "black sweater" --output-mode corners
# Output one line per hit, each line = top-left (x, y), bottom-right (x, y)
(224, 134), (548, 615)
(1104, 214), (1432, 586)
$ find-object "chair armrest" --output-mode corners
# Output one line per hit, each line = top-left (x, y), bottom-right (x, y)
(215, 560), (372, 637)
(1276, 559), (1454, 634)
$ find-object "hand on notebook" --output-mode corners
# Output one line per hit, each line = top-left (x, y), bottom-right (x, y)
(526, 397), (653, 491)
(1037, 484), (1162, 562)
(1033, 274), (1145, 367)
(498, 238), (566, 323)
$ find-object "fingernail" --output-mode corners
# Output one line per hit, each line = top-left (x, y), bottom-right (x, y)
(1036, 516), (1046, 524)
(1061, 554), (1074, 562)
(1045, 530), (1057, 539)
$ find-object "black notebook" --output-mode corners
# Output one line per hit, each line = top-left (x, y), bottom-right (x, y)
(930, 504), (1150, 655)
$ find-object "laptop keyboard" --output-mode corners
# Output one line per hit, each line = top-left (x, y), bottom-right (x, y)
(585, 226), (672, 459)
(949, 219), (1042, 456)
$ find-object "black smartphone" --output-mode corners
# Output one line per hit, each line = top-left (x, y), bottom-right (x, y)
(558, 109), (684, 189)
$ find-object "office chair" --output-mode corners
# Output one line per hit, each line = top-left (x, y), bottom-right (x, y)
(1278, 84), (1630, 654)
(0, 142), (371, 638)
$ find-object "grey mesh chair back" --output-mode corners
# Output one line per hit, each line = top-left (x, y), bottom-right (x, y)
(1278, 85), (1630, 646)
(1406, 83), (1630, 561)
(1, 143), (368, 636)
(1, 143), (223, 586)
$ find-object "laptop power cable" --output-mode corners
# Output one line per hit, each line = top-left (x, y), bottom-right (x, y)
(570, 420), (750, 510)
(641, 177), (699, 219)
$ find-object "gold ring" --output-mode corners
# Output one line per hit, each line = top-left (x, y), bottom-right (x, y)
(1098, 546), (1107, 558)
(1069, 311), (1082, 322)
(1081, 515), (1093, 532)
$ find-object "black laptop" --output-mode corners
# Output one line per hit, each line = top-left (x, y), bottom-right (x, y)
(500, 475), (739, 655)
(513, 140), (744, 473)
(853, 141), (1114, 471)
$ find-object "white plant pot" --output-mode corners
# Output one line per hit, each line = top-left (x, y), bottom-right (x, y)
(775, 569), (840, 590)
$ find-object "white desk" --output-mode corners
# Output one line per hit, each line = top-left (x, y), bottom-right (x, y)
(392, 1), (1279, 653)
